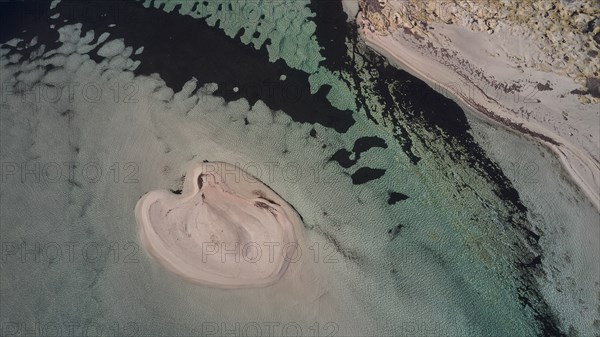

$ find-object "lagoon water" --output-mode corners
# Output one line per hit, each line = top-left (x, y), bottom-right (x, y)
(0, 1), (597, 336)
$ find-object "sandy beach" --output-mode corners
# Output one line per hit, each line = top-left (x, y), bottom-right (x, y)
(355, 9), (600, 210)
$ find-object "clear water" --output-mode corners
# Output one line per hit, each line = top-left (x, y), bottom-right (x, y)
(0, 1), (597, 336)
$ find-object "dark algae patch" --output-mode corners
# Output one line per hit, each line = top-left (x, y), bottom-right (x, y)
(329, 136), (388, 168)
(353, 136), (388, 153)
(39, 0), (355, 133)
(388, 192), (409, 204)
(351, 167), (386, 185)
(329, 148), (355, 168)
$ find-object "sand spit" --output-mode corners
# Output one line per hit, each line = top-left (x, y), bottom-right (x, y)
(356, 8), (600, 210)
(135, 162), (304, 288)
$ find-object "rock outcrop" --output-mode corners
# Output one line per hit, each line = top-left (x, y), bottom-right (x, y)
(360, 0), (599, 96)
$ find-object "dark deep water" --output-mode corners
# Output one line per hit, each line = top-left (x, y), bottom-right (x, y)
(1, 0), (355, 133)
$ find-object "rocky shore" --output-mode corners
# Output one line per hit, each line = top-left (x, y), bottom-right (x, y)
(354, 0), (600, 209)
(361, 0), (599, 99)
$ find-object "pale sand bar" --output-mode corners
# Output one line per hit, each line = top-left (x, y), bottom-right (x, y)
(135, 162), (305, 288)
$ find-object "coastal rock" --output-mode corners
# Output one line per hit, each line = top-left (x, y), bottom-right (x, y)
(359, 0), (600, 96)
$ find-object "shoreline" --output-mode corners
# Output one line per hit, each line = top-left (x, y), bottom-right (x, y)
(135, 161), (305, 289)
(356, 14), (600, 211)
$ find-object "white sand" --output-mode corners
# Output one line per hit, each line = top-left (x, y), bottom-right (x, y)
(357, 12), (600, 211)
(135, 162), (304, 288)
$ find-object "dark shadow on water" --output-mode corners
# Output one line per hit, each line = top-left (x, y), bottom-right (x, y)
(1, 0), (355, 133)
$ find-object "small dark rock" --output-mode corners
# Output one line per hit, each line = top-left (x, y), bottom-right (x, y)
(387, 224), (405, 240)
(586, 77), (600, 98)
(586, 18), (600, 33)
(536, 81), (553, 91)
(570, 88), (588, 95)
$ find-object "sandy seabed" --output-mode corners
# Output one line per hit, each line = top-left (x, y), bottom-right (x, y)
(2, 2), (599, 335)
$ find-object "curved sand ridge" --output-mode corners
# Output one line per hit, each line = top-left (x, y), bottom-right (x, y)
(135, 162), (303, 288)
